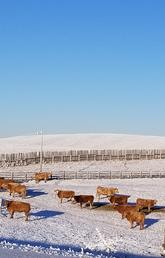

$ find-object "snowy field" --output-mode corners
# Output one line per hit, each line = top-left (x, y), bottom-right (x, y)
(1, 133), (165, 153)
(0, 177), (165, 258)
(1, 159), (165, 176)
(0, 133), (165, 257)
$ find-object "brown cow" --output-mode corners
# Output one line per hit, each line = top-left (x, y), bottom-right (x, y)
(4, 200), (31, 221)
(34, 172), (52, 183)
(124, 210), (145, 230)
(96, 186), (119, 200)
(3, 182), (19, 194)
(74, 195), (94, 209)
(109, 194), (130, 206)
(136, 198), (157, 212)
(5, 183), (27, 198)
(54, 189), (75, 203)
(115, 205), (139, 219)
(2, 182), (19, 191)
(0, 178), (14, 190)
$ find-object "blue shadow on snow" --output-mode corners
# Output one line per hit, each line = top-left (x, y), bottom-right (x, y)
(0, 237), (162, 258)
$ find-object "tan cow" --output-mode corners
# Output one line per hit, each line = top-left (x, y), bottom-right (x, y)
(124, 210), (145, 230)
(2, 182), (19, 190)
(0, 178), (14, 190)
(115, 205), (139, 219)
(136, 198), (157, 212)
(5, 183), (27, 198)
(34, 172), (52, 183)
(54, 189), (75, 203)
(4, 200), (31, 221)
(74, 195), (94, 209)
(96, 186), (119, 200)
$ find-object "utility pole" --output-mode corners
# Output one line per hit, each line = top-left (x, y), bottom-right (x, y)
(39, 129), (44, 172)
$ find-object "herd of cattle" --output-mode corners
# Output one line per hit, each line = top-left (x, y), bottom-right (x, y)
(0, 172), (158, 230)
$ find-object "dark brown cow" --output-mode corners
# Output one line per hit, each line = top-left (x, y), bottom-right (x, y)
(74, 195), (94, 209)
(136, 198), (157, 212)
(109, 194), (130, 206)
(5, 200), (31, 221)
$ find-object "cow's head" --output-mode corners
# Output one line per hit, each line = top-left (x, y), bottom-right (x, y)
(3, 199), (11, 207)
(53, 189), (59, 198)
(74, 195), (80, 202)
(1, 183), (8, 189)
(54, 189), (60, 192)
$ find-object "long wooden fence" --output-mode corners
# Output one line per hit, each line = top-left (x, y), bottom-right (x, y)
(0, 149), (165, 167)
(0, 170), (165, 182)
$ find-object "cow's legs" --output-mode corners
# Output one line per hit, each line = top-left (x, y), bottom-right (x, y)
(140, 222), (144, 230)
(90, 201), (93, 209)
(25, 212), (29, 221)
(130, 221), (133, 229)
(96, 193), (100, 201)
(10, 211), (14, 218)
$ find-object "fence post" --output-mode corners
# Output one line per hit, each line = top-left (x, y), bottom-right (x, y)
(11, 171), (14, 180)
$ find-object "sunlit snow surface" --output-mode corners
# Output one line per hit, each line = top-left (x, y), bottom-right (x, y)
(0, 134), (164, 257)
(0, 178), (164, 258)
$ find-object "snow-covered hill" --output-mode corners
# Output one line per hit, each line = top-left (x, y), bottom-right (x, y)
(0, 133), (165, 154)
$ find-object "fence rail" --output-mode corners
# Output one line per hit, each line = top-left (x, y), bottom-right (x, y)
(0, 170), (165, 182)
(0, 149), (165, 168)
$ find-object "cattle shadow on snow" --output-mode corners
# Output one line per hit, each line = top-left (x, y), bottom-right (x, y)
(30, 210), (64, 221)
(26, 189), (47, 198)
(144, 218), (159, 229)
(0, 237), (161, 258)
(137, 205), (165, 215)
(92, 201), (114, 210)
(152, 205), (165, 213)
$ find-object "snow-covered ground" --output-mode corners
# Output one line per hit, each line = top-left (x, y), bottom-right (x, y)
(1, 133), (165, 154)
(0, 133), (165, 257)
(1, 159), (165, 175)
(0, 177), (165, 258)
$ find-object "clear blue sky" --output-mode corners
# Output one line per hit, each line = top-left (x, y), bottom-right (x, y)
(0, 0), (165, 137)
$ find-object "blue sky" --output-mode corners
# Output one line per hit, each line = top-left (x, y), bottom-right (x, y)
(0, 0), (165, 137)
